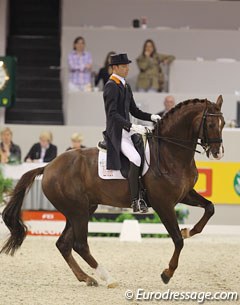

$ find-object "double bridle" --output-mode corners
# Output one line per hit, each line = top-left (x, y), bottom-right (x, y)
(147, 107), (223, 155)
(200, 109), (223, 151)
(145, 106), (223, 176)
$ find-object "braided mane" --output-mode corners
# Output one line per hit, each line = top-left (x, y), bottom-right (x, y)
(159, 98), (211, 124)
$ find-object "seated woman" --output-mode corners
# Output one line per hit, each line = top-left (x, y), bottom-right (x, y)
(136, 39), (175, 92)
(66, 133), (85, 151)
(0, 127), (21, 164)
(24, 131), (57, 163)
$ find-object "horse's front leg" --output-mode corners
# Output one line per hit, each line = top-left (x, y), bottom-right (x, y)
(180, 189), (214, 239)
(153, 203), (184, 284)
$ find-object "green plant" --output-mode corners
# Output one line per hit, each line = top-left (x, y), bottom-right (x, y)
(0, 168), (13, 204)
(115, 213), (136, 222)
(89, 205), (189, 238)
(175, 203), (190, 224)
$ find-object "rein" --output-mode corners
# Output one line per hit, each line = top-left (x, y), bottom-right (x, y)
(148, 133), (203, 154)
(147, 109), (223, 154)
(145, 107), (223, 176)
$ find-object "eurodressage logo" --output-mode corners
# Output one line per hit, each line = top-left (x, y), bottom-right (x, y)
(233, 171), (240, 196)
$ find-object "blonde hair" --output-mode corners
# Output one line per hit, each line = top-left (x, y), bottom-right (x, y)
(39, 131), (53, 143)
(71, 132), (83, 142)
(1, 127), (13, 137)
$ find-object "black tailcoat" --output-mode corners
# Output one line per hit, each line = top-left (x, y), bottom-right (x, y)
(103, 76), (152, 170)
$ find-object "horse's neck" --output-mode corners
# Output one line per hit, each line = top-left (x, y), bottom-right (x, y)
(160, 104), (204, 140)
(152, 104), (205, 166)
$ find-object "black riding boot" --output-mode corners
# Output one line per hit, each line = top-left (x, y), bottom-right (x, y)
(128, 162), (148, 213)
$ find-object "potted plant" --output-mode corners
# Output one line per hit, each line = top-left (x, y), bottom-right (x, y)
(0, 168), (13, 207)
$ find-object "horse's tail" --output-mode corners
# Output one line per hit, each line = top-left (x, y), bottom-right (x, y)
(0, 166), (45, 255)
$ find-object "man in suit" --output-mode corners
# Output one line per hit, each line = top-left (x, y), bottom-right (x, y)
(103, 53), (161, 213)
(158, 95), (176, 117)
(24, 131), (57, 163)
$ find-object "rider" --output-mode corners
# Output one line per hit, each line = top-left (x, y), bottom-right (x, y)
(103, 53), (161, 213)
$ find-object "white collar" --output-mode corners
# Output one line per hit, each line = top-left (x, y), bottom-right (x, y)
(41, 145), (49, 151)
(112, 73), (126, 86)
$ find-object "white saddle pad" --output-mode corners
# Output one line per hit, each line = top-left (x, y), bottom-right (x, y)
(98, 141), (150, 179)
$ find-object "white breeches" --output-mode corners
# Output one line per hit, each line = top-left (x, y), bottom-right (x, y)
(121, 129), (141, 167)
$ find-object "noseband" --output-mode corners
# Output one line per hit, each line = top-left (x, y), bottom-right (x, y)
(200, 110), (223, 150)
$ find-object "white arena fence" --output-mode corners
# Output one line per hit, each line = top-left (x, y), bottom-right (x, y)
(0, 213), (240, 240)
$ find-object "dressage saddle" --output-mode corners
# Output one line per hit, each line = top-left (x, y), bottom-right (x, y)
(98, 132), (145, 177)
(98, 132), (150, 207)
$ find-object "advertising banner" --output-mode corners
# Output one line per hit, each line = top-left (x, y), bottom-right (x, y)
(195, 161), (240, 204)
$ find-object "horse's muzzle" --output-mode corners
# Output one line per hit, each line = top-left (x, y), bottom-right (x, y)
(208, 144), (224, 160)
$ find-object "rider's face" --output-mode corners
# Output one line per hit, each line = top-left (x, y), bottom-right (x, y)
(113, 64), (129, 78)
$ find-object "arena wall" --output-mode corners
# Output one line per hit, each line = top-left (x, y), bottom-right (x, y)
(1, 124), (238, 164)
(62, 0), (240, 30)
(63, 91), (238, 126)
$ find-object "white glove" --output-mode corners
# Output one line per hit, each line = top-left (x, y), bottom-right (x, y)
(151, 114), (161, 122)
(130, 124), (147, 135)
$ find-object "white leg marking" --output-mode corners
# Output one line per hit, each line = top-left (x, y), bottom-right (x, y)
(95, 265), (118, 288)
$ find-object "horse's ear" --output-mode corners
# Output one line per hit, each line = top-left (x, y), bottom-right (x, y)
(216, 95), (223, 109)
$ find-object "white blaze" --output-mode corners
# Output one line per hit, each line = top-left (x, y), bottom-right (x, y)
(217, 143), (224, 159)
(219, 118), (222, 132)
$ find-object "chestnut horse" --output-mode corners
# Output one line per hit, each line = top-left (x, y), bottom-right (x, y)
(1, 96), (225, 287)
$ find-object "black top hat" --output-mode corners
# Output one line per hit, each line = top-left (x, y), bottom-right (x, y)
(109, 53), (132, 66)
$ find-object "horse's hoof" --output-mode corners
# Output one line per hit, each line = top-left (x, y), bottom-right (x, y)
(181, 228), (190, 239)
(161, 272), (171, 284)
(107, 280), (119, 288)
(107, 278), (119, 288)
(86, 277), (98, 287)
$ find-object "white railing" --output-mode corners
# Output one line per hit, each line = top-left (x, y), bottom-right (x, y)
(1, 216), (240, 238)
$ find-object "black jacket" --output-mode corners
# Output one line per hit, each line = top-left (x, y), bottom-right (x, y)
(103, 77), (152, 170)
(24, 143), (57, 162)
(0, 142), (21, 164)
(95, 67), (110, 86)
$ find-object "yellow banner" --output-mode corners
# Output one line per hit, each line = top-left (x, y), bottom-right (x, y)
(195, 161), (240, 204)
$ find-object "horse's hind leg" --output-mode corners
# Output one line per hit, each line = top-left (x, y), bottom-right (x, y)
(56, 219), (98, 286)
(180, 189), (214, 238)
(71, 203), (118, 288)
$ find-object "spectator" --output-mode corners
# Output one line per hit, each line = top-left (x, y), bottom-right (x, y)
(95, 51), (116, 89)
(25, 131), (57, 163)
(66, 133), (86, 151)
(68, 36), (93, 92)
(158, 95), (176, 117)
(0, 127), (21, 164)
(136, 39), (175, 92)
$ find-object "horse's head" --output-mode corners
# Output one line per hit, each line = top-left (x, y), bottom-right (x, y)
(198, 95), (225, 160)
